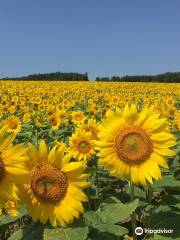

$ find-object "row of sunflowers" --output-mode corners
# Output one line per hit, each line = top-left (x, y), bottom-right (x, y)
(0, 81), (180, 240)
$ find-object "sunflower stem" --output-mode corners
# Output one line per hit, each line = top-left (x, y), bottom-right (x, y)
(130, 181), (137, 240)
(95, 159), (100, 208)
(146, 185), (152, 204)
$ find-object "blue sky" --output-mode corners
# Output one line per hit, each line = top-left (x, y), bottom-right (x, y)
(0, 0), (180, 80)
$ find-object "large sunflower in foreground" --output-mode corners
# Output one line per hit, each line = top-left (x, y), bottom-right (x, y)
(0, 127), (28, 211)
(96, 104), (176, 186)
(21, 140), (90, 227)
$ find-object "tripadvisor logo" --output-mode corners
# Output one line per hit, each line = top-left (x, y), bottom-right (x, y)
(135, 227), (174, 236)
(135, 227), (143, 235)
(144, 228), (174, 234)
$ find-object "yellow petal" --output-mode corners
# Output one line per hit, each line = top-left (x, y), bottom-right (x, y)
(78, 174), (91, 180)
(151, 132), (176, 142)
(62, 162), (86, 174)
(135, 108), (148, 126)
(154, 148), (176, 157)
(153, 153), (168, 168)
(131, 165), (139, 184)
(39, 140), (48, 160)
(143, 118), (167, 133)
(68, 184), (88, 202)
(138, 165), (147, 185)
(48, 146), (56, 164)
(5, 166), (29, 175)
(71, 181), (91, 188)
(153, 141), (176, 149)
(0, 133), (16, 152)
(146, 160), (161, 181)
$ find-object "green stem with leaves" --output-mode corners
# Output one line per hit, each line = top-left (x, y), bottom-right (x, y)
(130, 181), (137, 240)
(146, 185), (152, 204)
(95, 159), (100, 208)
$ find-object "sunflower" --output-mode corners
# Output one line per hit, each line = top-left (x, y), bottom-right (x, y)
(9, 105), (16, 114)
(103, 107), (122, 123)
(48, 114), (61, 130)
(69, 130), (96, 161)
(34, 114), (45, 128)
(87, 103), (99, 116)
(79, 118), (100, 140)
(34, 96), (42, 105)
(174, 112), (180, 130)
(71, 111), (86, 125)
(5, 116), (21, 134)
(0, 110), (3, 119)
(22, 113), (31, 124)
(0, 127), (29, 211)
(21, 140), (90, 227)
(96, 104), (176, 186)
(4, 200), (19, 216)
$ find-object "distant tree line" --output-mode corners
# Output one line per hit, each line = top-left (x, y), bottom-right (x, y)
(96, 72), (180, 83)
(2, 72), (89, 81)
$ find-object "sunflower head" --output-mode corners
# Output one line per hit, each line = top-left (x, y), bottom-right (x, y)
(0, 126), (29, 211)
(30, 163), (68, 203)
(23, 140), (90, 227)
(79, 118), (100, 140)
(5, 116), (21, 134)
(71, 111), (86, 125)
(96, 103), (176, 186)
(69, 130), (95, 161)
(115, 126), (153, 164)
(48, 114), (61, 130)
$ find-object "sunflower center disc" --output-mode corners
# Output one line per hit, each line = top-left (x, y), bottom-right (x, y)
(9, 121), (18, 129)
(30, 164), (68, 203)
(78, 141), (90, 153)
(0, 157), (5, 182)
(115, 126), (152, 164)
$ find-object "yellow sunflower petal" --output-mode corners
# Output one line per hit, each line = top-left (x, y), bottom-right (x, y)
(154, 148), (176, 157)
(39, 140), (48, 160)
(151, 132), (176, 142)
(0, 133), (16, 152)
(61, 162), (86, 174)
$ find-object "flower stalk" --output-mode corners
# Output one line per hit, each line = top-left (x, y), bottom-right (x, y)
(130, 181), (137, 240)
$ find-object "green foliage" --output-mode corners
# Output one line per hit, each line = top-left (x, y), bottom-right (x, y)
(2, 72), (89, 81)
(142, 204), (180, 239)
(1, 126), (179, 239)
(151, 175), (180, 191)
(44, 226), (89, 240)
(96, 71), (180, 83)
(0, 206), (27, 227)
(84, 198), (139, 238)
(8, 222), (44, 240)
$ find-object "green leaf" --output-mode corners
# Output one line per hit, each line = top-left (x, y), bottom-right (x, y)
(8, 229), (23, 240)
(95, 224), (128, 236)
(152, 175), (180, 191)
(17, 132), (32, 138)
(148, 235), (176, 240)
(161, 194), (180, 208)
(0, 205), (27, 226)
(125, 185), (146, 199)
(23, 221), (44, 239)
(84, 200), (137, 238)
(8, 222), (44, 240)
(84, 211), (103, 227)
(0, 215), (20, 226)
(143, 205), (180, 238)
(44, 226), (89, 240)
(99, 199), (139, 224)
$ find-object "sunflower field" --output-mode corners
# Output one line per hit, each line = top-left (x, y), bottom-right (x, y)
(0, 80), (180, 240)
